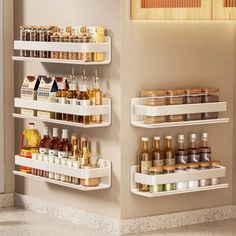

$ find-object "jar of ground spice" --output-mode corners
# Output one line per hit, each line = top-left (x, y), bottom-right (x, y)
(163, 165), (176, 191)
(68, 35), (78, 60)
(141, 90), (167, 124)
(79, 34), (93, 62)
(211, 160), (221, 185)
(148, 166), (164, 193)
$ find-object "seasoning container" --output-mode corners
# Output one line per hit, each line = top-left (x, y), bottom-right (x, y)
(141, 90), (167, 124)
(211, 161), (221, 185)
(54, 157), (61, 181)
(148, 166), (164, 193)
(202, 88), (220, 120)
(60, 158), (67, 182)
(67, 159), (73, 184)
(187, 163), (199, 189)
(175, 164), (188, 190)
(25, 26), (31, 57)
(63, 34), (69, 60)
(200, 133), (211, 163)
(30, 27), (40, 58)
(199, 162), (211, 187)
(40, 27), (49, 58)
(48, 155), (55, 179)
(166, 90), (185, 122)
(152, 136), (164, 167)
(79, 34), (93, 62)
(43, 155), (49, 178)
(31, 153), (38, 176)
(80, 164), (101, 187)
(184, 89), (203, 121)
(163, 165), (176, 191)
(72, 161), (80, 185)
(68, 35), (78, 60)
(188, 134), (200, 163)
(51, 33), (60, 59)
(20, 26), (26, 57)
(175, 135), (188, 164)
(164, 136), (175, 166)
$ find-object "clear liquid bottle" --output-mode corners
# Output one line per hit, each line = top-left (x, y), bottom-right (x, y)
(152, 136), (164, 167)
(188, 134), (200, 163)
(49, 128), (61, 156)
(164, 136), (175, 166)
(58, 129), (72, 158)
(175, 135), (188, 164)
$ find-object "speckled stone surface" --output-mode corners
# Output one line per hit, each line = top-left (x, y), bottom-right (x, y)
(0, 193), (14, 207)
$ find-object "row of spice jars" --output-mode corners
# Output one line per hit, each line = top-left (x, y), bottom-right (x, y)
(148, 161), (221, 193)
(31, 153), (101, 187)
(141, 88), (220, 124)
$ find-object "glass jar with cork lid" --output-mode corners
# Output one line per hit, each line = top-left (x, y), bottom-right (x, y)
(199, 162), (211, 187)
(163, 165), (176, 191)
(141, 90), (167, 124)
(148, 166), (164, 193)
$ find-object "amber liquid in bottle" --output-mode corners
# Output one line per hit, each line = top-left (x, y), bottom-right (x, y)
(49, 128), (61, 156)
(188, 134), (200, 163)
(69, 135), (81, 160)
(58, 129), (72, 158)
(164, 136), (175, 166)
(55, 82), (67, 120)
(79, 137), (91, 166)
(138, 137), (152, 192)
(67, 82), (78, 122)
(152, 137), (164, 167)
(175, 135), (188, 164)
(200, 133), (211, 162)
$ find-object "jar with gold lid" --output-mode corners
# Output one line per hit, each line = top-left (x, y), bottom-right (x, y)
(211, 160), (221, 185)
(80, 164), (101, 187)
(141, 90), (167, 124)
(148, 166), (164, 193)
(163, 165), (176, 191)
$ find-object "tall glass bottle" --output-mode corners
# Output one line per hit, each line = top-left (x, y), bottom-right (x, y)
(55, 82), (67, 120)
(79, 137), (91, 166)
(90, 70), (103, 123)
(39, 127), (52, 155)
(67, 82), (78, 122)
(58, 129), (72, 158)
(49, 128), (61, 156)
(138, 137), (152, 192)
(188, 134), (200, 163)
(152, 136), (164, 167)
(69, 135), (81, 160)
(200, 133), (211, 162)
(175, 135), (188, 164)
(164, 136), (175, 166)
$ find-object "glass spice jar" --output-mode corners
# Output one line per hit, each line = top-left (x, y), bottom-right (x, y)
(166, 89), (185, 122)
(184, 88), (203, 121)
(199, 162), (211, 187)
(69, 35), (78, 60)
(141, 90), (167, 124)
(175, 164), (188, 190)
(148, 166), (164, 193)
(163, 165), (176, 191)
(40, 27), (49, 58)
(79, 34), (93, 62)
(80, 164), (101, 187)
(187, 163), (199, 189)
(25, 26), (31, 57)
(202, 88), (220, 120)
(211, 160), (221, 185)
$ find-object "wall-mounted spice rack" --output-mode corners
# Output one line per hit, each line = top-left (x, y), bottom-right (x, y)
(131, 165), (228, 197)
(131, 98), (229, 128)
(13, 98), (112, 128)
(14, 155), (111, 191)
(12, 36), (112, 65)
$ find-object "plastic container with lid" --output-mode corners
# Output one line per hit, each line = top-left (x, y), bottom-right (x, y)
(211, 160), (221, 185)
(175, 164), (188, 190)
(187, 163), (199, 189)
(166, 89), (185, 122)
(184, 88), (203, 121)
(148, 166), (164, 193)
(199, 162), (211, 187)
(202, 88), (220, 120)
(163, 165), (176, 191)
(141, 90), (167, 124)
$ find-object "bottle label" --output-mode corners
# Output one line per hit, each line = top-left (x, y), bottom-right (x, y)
(58, 151), (70, 158)
(165, 158), (175, 166)
(77, 99), (90, 106)
(49, 149), (58, 156)
(40, 148), (49, 155)
(67, 98), (77, 106)
(153, 159), (164, 167)
(141, 161), (152, 174)
(176, 155), (188, 164)
(189, 153), (200, 163)
(200, 153), (211, 162)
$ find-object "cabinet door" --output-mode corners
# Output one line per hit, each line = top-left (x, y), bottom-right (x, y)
(213, 0), (236, 19)
(131, 0), (212, 20)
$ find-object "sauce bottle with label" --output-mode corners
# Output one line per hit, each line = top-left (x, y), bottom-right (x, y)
(49, 128), (61, 156)
(58, 129), (72, 159)
(200, 133), (211, 162)
(175, 135), (188, 164)
(188, 134), (200, 163)
(164, 136), (175, 166)
(39, 127), (52, 155)
(152, 136), (164, 167)
(137, 137), (152, 192)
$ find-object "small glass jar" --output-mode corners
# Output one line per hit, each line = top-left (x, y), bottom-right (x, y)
(20, 26), (26, 57)
(166, 90), (185, 122)
(199, 162), (211, 187)
(68, 35), (79, 60)
(148, 166), (164, 193)
(163, 165), (176, 191)
(25, 27), (31, 57)
(175, 164), (188, 190)
(202, 88), (220, 120)
(187, 163), (199, 189)
(40, 27), (49, 58)
(211, 160), (221, 185)
(184, 89), (203, 121)
(141, 90), (167, 124)
(79, 34), (93, 62)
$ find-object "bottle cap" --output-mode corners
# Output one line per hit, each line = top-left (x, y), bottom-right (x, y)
(52, 128), (59, 138)
(81, 136), (88, 142)
(190, 134), (197, 140)
(28, 122), (35, 128)
(141, 137), (149, 142)
(202, 133), (208, 139)
(178, 135), (184, 141)
(165, 136), (172, 140)
(43, 127), (49, 136)
(62, 129), (68, 139)
(153, 136), (160, 141)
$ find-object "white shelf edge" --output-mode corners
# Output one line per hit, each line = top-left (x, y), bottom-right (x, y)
(13, 113), (111, 128)
(131, 184), (229, 198)
(131, 118), (230, 129)
(13, 171), (110, 191)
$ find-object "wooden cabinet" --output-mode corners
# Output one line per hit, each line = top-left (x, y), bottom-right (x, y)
(213, 0), (236, 19)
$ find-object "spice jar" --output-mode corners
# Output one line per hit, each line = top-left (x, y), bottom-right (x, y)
(199, 162), (211, 187)
(211, 161), (221, 185)
(20, 26), (26, 57)
(40, 27), (50, 58)
(141, 90), (167, 124)
(202, 88), (220, 120)
(175, 164), (188, 190)
(187, 163), (199, 189)
(163, 165), (176, 191)
(80, 164), (101, 187)
(25, 26), (31, 57)
(148, 166), (164, 193)
(69, 35), (78, 60)
(79, 34), (93, 62)
(184, 89), (203, 121)
(166, 90), (185, 122)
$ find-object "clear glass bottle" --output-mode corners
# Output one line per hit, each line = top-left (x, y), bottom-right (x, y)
(188, 134), (200, 163)
(137, 137), (152, 192)
(79, 137), (91, 166)
(200, 133), (211, 162)
(58, 129), (72, 158)
(55, 82), (67, 121)
(164, 136), (175, 166)
(69, 135), (81, 160)
(48, 128), (61, 157)
(39, 127), (52, 155)
(67, 82), (78, 122)
(175, 135), (188, 164)
(152, 136), (164, 167)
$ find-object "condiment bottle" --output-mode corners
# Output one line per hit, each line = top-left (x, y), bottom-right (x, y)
(211, 160), (221, 185)
(55, 82), (67, 120)
(67, 81), (78, 122)
(90, 70), (103, 123)
(199, 162), (211, 187)
(163, 165), (176, 191)
(69, 135), (80, 160)
(175, 135), (188, 164)
(164, 136), (175, 166)
(148, 166), (164, 193)
(186, 163), (199, 189)
(137, 137), (152, 192)
(58, 129), (72, 159)
(39, 127), (52, 155)
(95, 26), (105, 62)
(188, 134), (200, 163)
(175, 164), (188, 190)
(200, 133), (211, 162)
(78, 137), (91, 166)
(152, 136), (164, 167)
(49, 128), (61, 157)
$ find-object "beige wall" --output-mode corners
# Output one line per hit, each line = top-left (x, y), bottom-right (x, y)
(14, 0), (121, 218)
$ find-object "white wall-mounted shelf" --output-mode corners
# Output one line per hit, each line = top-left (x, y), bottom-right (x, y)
(131, 165), (228, 197)
(14, 98), (111, 128)
(131, 97), (229, 129)
(14, 155), (111, 191)
(13, 36), (111, 65)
